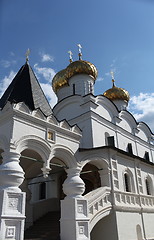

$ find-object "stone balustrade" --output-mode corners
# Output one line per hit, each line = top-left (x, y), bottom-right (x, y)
(114, 191), (154, 212)
(84, 187), (112, 231)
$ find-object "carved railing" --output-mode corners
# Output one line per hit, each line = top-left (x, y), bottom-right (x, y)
(84, 188), (154, 231)
(84, 187), (112, 231)
(114, 191), (154, 211)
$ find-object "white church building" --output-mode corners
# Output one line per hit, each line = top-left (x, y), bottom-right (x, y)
(0, 49), (154, 240)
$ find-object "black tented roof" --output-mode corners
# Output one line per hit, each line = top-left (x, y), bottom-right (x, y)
(0, 63), (52, 116)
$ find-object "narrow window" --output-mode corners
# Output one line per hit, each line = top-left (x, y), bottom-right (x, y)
(144, 152), (149, 161)
(90, 82), (93, 93)
(127, 143), (133, 155)
(39, 182), (46, 200)
(73, 84), (75, 95)
(124, 173), (131, 192)
(107, 136), (115, 147)
(145, 178), (151, 195)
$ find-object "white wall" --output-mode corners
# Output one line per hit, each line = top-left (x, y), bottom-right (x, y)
(116, 212), (143, 240)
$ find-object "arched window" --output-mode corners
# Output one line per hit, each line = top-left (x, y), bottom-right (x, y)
(39, 182), (46, 200)
(73, 84), (76, 95)
(124, 172), (131, 192)
(127, 143), (133, 155)
(144, 151), (150, 161)
(145, 178), (151, 195)
(123, 168), (135, 193)
(145, 176), (153, 195)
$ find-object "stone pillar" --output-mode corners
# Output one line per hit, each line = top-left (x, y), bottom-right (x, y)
(0, 150), (26, 240)
(99, 168), (111, 188)
(61, 167), (90, 240)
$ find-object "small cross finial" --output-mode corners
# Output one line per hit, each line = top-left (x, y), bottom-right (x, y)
(68, 50), (73, 63)
(110, 71), (115, 87)
(77, 44), (82, 60)
(25, 48), (30, 63)
(110, 71), (114, 80)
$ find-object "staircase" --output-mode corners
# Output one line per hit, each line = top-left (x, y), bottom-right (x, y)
(84, 187), (112, 231)
(24, 211), (60, 240)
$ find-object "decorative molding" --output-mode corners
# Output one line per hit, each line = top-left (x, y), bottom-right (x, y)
(32, 109), (46, 120)
(60, 120), (71, 130)
(5, 226), (16, 238)
(13, 102), (31, 114)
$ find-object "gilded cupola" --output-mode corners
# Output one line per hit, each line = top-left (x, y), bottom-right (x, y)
(52, 69), (68, 93)
(66, 60), (98, 80)
(103, 72), (130, 110)
(103, 80), (130, 102)
(52, 45), (98, 94)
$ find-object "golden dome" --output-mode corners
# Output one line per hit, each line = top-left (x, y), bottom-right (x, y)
(66, 60), (98, 80)
(52, 69), (68, 93)
(52, 60), (98, 93)
(103, 82), (130, 102)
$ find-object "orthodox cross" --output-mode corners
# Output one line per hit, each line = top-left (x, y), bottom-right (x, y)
(68, 50), (73, 63)
(77, 44), (82, 60)
(25, 48), (30, 63)
(110, 71), (115, 87)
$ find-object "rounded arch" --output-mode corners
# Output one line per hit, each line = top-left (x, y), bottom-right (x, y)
(50, 144), (77, 169)
(96, 95), (119, 122)
(80, 154), (110, 189)
(137, 122), (153, 140)
(80, 154), (109, 171)
(119, 110), (137, 133)
(145, 174), (153, 195)
(80, 163), (101, 195)
(15, 135), (51, 162)
(123, 168), (135, 193)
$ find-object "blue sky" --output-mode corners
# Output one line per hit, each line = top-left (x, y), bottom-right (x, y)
(0, 0), (154, 132)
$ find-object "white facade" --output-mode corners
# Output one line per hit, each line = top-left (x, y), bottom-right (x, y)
(0, 59), (154, 240)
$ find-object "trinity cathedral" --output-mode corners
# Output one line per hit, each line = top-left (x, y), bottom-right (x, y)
(0, 48), (154, 240)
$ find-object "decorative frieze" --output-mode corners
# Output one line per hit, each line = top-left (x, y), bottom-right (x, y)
(111, 158), (119, 189)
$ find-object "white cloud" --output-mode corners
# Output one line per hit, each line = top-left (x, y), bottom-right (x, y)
(41, 83), (57, 107)
(34, 64), (56, 82)
(110, 58), (117, 68)
(0, 71), (16, 97)
(0, 60), (16, 68)
(105, 72), (110, 76)
(129, 93), (154, 132)
(10, 52), (15, 57)
(34, 64), (57, 107)
(97, 77), (104, 82)
(39, 52), (54, 62)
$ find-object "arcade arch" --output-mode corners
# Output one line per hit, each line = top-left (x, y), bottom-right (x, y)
(16, 138), (78, 230)
(80, 156), (111, 195)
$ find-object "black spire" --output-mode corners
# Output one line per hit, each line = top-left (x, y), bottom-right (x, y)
(0, 63), (52, 116)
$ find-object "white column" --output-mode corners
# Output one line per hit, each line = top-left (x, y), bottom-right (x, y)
(0, 150), (26, 240)
(61, 167), (90, 240)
